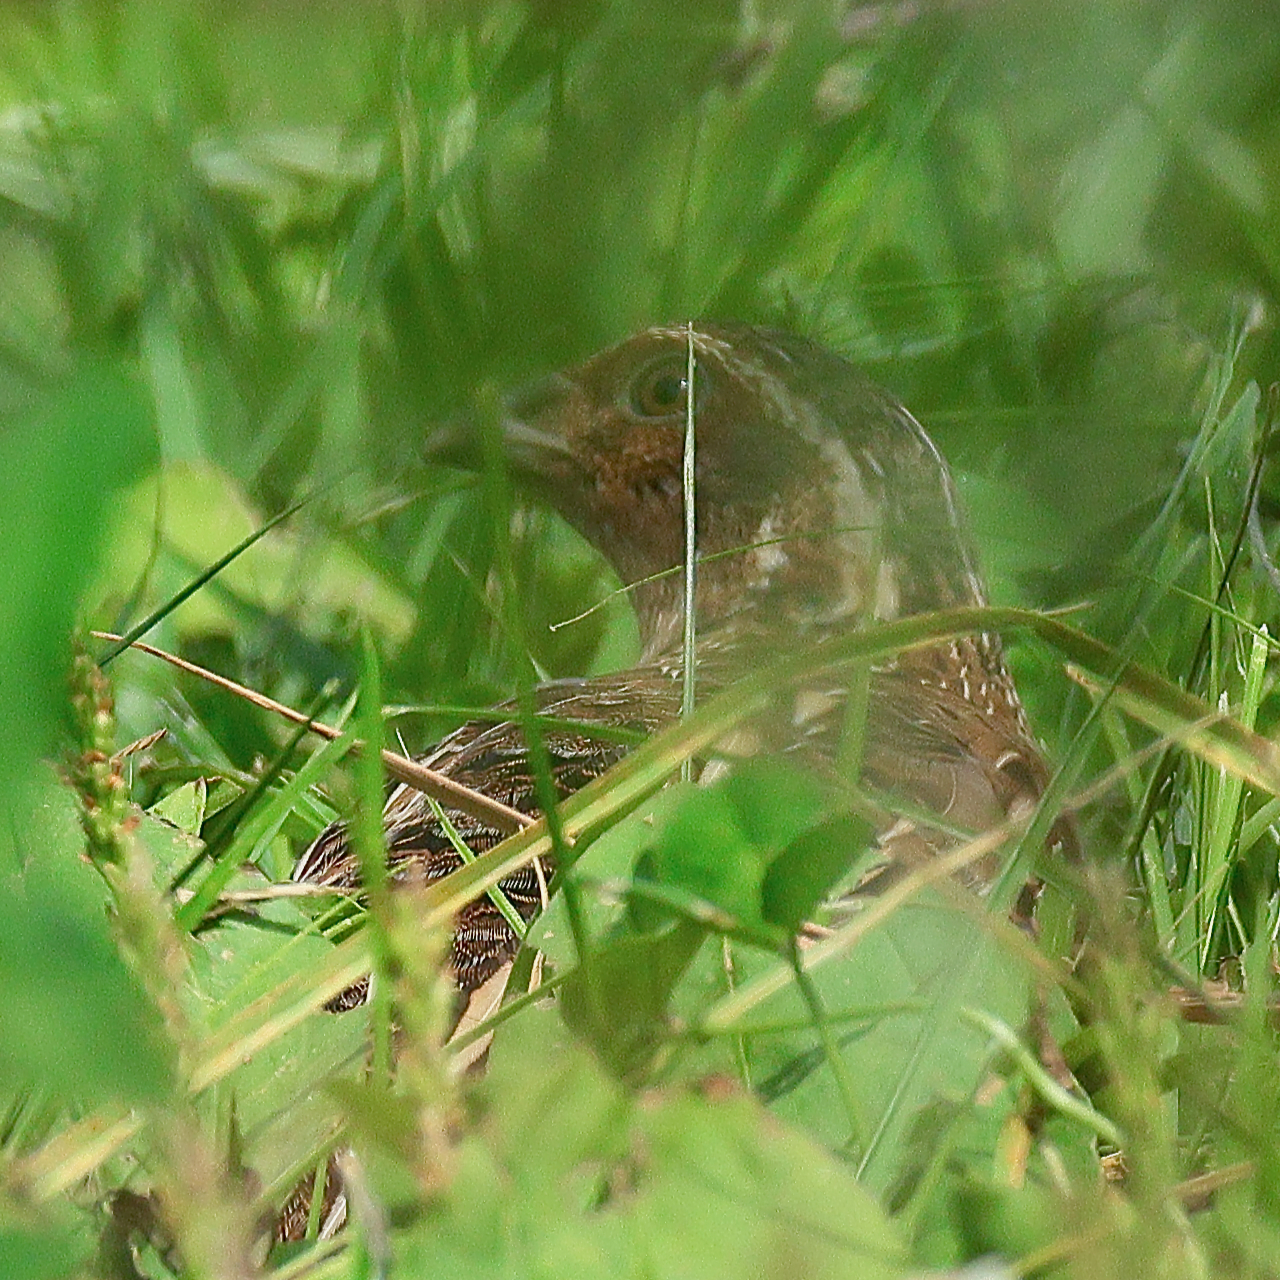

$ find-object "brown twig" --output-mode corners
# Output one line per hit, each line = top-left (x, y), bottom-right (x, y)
(1175, 1160), (1253, 1212)
(90, 631), (532, 835)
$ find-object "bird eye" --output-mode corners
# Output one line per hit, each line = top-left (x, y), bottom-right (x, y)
(629, 360), (690, 418)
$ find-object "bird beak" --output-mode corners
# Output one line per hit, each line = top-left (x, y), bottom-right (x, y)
(500, 371), (576, 473)
(420, 372), (576, 479)
(500, 417), (576, 471)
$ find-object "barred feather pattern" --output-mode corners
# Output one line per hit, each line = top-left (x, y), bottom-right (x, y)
(293, 675), (685, 998)
(280, 324), (1071, 1240)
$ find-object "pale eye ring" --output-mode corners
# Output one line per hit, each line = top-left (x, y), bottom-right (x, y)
(629, 359), (691, 418)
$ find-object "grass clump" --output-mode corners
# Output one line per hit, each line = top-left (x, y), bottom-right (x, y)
(3, 3), (1280, 1277)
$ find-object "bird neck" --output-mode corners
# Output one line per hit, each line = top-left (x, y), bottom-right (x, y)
(631, 562), (867, 668)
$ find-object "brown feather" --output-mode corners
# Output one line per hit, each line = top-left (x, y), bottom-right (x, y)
(279, 324), (1073, 1240)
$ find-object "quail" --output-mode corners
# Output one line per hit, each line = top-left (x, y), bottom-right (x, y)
(279, 323), (1068, 1243)
(292, 322), (1065, 1001)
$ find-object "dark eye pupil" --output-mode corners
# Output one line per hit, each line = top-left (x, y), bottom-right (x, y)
(650, 374), (685, 408)
(632, 368), (689, 417)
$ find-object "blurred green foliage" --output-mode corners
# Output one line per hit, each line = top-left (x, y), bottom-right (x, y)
(3, 1), (1280, 1277)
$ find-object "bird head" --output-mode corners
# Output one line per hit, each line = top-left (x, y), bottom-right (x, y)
(493, 323), (987, 659)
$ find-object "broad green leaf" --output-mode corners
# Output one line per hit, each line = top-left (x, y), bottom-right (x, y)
(398, 1019), (905, 1279)
(0, 360), (155, 787)
(740, 898), (1032, 1195)
(640, 783), (768, 929)
(559, 921), (707, 1082)
(630, 1089), (904, 1280)
(0, 781), (171, 1105)
(761, 812), (875, 935)
(714, 759), (831, 852)
(184, 885), (370, 1195)
(149, 777), (207, 837)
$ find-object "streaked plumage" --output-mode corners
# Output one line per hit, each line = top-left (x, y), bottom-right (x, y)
(281, 322), (1068, 1242)
(296, 323), (1064, 988)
